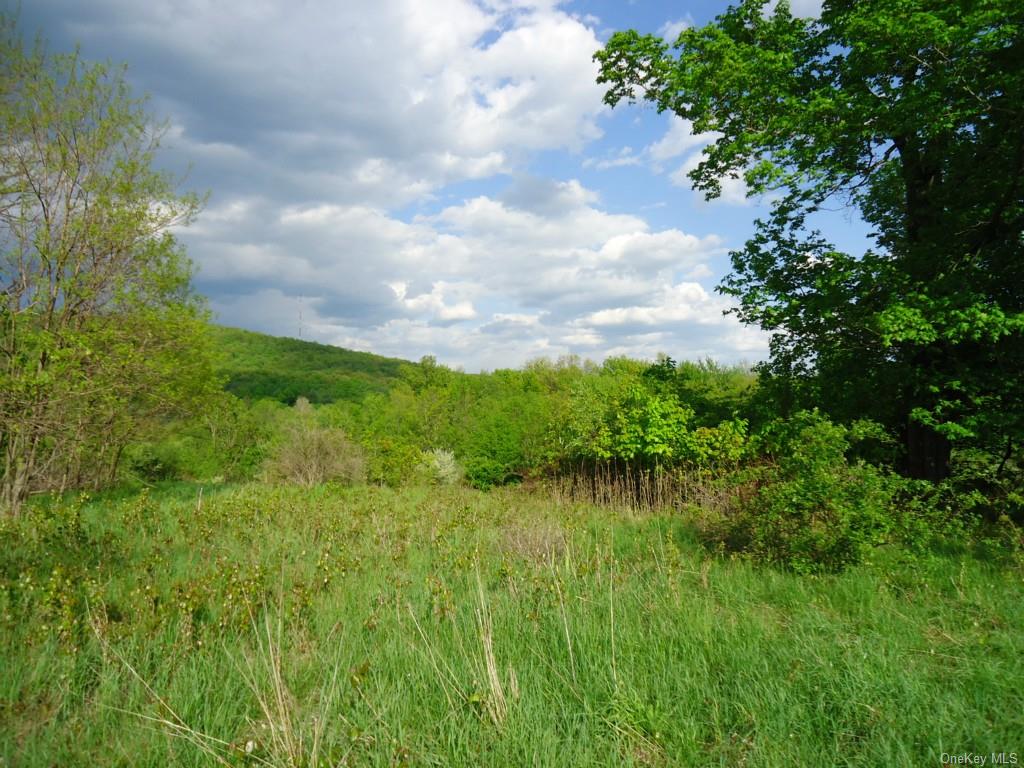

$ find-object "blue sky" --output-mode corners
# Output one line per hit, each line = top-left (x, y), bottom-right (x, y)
(21, 0), (867, 370)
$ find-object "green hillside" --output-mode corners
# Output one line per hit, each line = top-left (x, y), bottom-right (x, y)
(210, 325), (407, 404)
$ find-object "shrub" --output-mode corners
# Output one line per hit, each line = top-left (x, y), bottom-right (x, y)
(464, 456), (509, 490)
(264, 400), (366, 487)
(364, 438), (422, 487)
(124, 442), (181, 482)
(885, 482), (978, 563)
(708, 411), (899, 573)
(423, 448), (463, 486)
(679, 418), (749, 469)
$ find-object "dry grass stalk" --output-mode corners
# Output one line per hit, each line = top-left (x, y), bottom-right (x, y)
(94, 597), (343, 768)
(474, 571), (516, 727)
(234, 602), (342, 767)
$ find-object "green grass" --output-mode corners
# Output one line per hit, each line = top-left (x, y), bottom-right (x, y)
(1, 483), (1021, 766)
(211, 326), (407, 404)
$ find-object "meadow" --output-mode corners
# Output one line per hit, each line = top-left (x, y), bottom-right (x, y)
(4, 4), (1024, 765)
(2, 482), (1021, 766)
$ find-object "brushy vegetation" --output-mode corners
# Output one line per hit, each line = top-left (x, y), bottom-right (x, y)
(124, 348), (1022, 574)
(2, 483), (1022, 766)
(705, 412), (903, 574)
(262, 399), (367, 488)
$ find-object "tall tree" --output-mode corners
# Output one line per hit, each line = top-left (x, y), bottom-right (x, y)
(0, 19), (217, 513)
(595, 0), (1024, 480)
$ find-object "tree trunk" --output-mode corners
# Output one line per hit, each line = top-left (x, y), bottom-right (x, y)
(906, 417), (951, 482)
(108, 443), (125, 486)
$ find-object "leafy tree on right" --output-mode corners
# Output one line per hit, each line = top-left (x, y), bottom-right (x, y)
(596, 0), (1024, 481)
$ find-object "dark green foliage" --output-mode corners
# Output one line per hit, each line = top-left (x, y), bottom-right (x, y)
(444, 370), (552, 485)
(124, 396), (284, 484)
(943, 445), (1024, 524)
(211, 326), (404, 404)
(645, 357), (758, 427)
(222, 369), (379, 405)
(596, 0), (1024, 482)
(463, 456), (510, 490)
(710, 411), (901, 573)
(896, 445), (1024, 539)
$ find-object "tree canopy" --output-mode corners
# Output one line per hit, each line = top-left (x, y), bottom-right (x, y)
(0, 19), (217, 512)
(595, 0), (1024, 480)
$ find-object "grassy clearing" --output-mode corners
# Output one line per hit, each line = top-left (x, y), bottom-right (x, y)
(1, 483), (1021, 766)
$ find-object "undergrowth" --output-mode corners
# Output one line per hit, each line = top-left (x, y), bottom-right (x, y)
(1, 483), (1021, 766)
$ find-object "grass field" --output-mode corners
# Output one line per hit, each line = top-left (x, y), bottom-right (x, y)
(2, 483), (1022, 766)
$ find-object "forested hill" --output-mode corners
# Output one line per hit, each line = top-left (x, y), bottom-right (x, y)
(210, 325), (408, 404)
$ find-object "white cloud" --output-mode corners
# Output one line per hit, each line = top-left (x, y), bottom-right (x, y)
(581, 116), (747, 206)
(187, 176), (760, 369)
(647, 118), (713, 166)
(765, 0), (823, 18)
(585, 282), (730, 327)
(588, 117), (753, 207)
(658, 16), (693, 42)
(499, 176), (599, 216)
(671, 151), (751, 206)
(582, 146), (643, 170)
(399, 282), (479, 322)
(593, 230), (722, 271)
(45, 0), (607, 205)
(28, 0), (769, 370)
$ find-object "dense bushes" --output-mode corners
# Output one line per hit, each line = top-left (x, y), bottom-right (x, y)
(111, 337), (1022, 574)
(697, 411), (1024, 573)
(706, 412), (901, 573)
(125, 396), (281, 483)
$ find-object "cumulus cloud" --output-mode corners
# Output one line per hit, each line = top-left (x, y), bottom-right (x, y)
(32, 0), (607, 207)
(657, 16), (694, 42)
(670, 152), (751, 206)
(24, 0), (769, 370)
(393, 281), (479, 323)
(188, 175), (764, 370)
(499, 176), (599, 216)
(587, 116), (752, 206)
(647, 118), (712, 166)
(585, 282), (731, 328)
(581, 146), (643, 170)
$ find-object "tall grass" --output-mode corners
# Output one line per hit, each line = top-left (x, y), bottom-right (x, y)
(1, 483), (1021, 765)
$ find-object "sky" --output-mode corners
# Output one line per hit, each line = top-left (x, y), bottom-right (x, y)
(19, 0), (868, 371)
